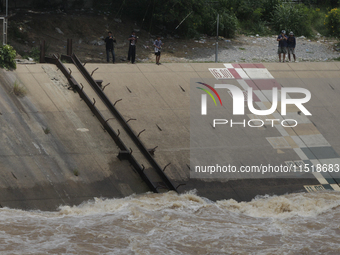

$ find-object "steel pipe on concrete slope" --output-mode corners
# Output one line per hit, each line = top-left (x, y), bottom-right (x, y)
(45, 55), (158, 193)
(70, 53), (178, 192)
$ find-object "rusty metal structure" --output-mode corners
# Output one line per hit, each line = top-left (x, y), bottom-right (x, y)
(43, 40), (178, 194)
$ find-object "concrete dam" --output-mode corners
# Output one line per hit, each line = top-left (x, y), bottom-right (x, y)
(1, 59), (340, 210)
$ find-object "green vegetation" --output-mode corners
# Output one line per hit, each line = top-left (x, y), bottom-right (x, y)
(0, 45), (17, 69)
(99, 0), (340, 38)
(43, 127), (50, 134)
(28, 47), (40, 62)
(19, 47), (41, 63)
(325, 8), (340, 37)
(73, 169), (79, 176)
(12, 81), (27, 97)
(271, 3), (313, 37)
(8, 1), (340, 41)
(310, 8), (328, 36)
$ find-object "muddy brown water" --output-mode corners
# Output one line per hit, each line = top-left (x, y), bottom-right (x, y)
(1, 190), (340, 254)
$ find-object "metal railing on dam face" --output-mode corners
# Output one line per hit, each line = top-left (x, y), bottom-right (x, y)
(45, 54), (159, 193)
(70, 54), (178, 192)
(45, 54), (178, 193)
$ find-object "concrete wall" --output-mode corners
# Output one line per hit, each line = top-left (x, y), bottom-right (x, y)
(0, 64), (148, 211)
(1, 61), (340, 211)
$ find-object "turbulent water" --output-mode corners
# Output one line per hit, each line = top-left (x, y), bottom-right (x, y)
(1, 191), (340, 255)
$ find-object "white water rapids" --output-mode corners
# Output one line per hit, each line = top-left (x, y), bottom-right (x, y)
(1, 190), (340, 254)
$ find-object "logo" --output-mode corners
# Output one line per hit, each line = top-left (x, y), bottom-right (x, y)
(196, 82), (222, 115)
(197, 83), (312, 128)
(198, 84), (311, 116)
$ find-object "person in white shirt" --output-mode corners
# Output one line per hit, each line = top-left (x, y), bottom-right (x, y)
(153, 36), (164, 65)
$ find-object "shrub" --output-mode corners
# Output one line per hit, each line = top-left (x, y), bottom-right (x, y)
(261, 0), (283, 22)
(43, 127), (50, 134)
(12, 81), (27, 97)
(271, 3), (313, 37)
(310, 8), (328, 36)
(218, 11), (238, 38)
(0, 44), (17, 69)
(239, 19), (271, 36)
(29, 47), (40, 62)
(219, 0), (279, 35)
(325, 8), (340, 37)
(73, 169), (79, 176)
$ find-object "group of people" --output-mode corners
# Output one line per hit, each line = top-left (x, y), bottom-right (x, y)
(277, 30), (297, 62)
(105, 29), (296, 64)
(104, 31), (164, 65)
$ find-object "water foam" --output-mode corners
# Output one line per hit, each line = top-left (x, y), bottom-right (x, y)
(55, 190), (340, 219)
(1, 190), (340, 254)
(216, 191), (340, 218)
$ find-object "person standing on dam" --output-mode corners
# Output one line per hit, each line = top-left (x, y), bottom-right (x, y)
(153, 36), (164, 65)
(105, 31), (116, 63)
(287, 31), (297, 62)
(277, 30), (288, 62)
(127, 32), (137, 64)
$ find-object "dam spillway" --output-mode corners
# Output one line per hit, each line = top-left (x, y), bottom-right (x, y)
(1, 61), (340, 210)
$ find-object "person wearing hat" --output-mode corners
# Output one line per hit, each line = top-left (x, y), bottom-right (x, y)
(277, 30), (288, 62)
(287, 31), (297, 62)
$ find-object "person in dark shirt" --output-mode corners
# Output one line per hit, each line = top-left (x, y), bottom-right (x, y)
(287, 31), (297, 62)
(104, 31), (116, 63)
(127, 32), (137, 64)
(277, 30), (288, 62)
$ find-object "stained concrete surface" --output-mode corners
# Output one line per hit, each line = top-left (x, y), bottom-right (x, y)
(0, 62), (339, 210)
(0, 65), (149, 210)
